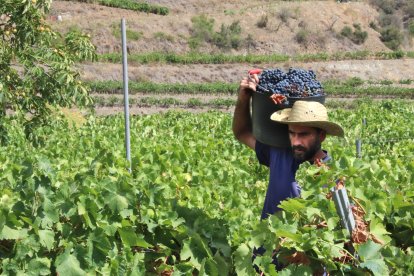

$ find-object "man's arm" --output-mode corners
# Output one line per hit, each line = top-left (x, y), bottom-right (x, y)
(232, 76), (258, 150)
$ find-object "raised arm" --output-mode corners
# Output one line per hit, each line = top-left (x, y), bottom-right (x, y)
(232, 75), (258, 150)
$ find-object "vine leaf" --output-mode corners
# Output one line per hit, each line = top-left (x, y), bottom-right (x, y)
(56, 253), (86, 276)
(357, 240), (389, 275)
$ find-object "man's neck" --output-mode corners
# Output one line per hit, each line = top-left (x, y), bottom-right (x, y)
(312, 150), (327, 162)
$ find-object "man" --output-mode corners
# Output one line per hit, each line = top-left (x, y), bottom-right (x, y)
(233, 74), (344, 219)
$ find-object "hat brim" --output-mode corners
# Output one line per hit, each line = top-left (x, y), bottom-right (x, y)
(270, 109), (344, 137)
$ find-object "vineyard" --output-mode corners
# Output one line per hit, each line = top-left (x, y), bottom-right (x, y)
(1, 0), (414, 275)
(0, 100), (413, 275)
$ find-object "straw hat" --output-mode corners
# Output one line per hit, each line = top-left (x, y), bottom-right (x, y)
(270, 101), (344, 137)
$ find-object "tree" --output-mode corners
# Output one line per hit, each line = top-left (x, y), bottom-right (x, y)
(0, 0), (96, 134)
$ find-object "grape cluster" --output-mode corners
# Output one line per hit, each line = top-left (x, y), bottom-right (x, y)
(257, 68), (324, 98)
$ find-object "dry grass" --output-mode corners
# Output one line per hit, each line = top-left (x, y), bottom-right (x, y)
(48, 0), (393, 55)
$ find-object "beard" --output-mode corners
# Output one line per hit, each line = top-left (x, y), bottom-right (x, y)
(292, 140), (321, 162)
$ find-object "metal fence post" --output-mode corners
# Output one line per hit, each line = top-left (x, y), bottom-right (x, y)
(121, 18), (131, 172)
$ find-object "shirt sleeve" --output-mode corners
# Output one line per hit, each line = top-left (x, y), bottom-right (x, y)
(255, 140), (270, 167)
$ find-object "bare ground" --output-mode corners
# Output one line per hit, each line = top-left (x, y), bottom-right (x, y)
(80, 59), (414, 84)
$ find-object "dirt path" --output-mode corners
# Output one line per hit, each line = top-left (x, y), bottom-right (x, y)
(80, 58), (414, 83)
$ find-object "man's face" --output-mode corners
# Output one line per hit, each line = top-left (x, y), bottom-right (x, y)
(288, 125), (326, 161)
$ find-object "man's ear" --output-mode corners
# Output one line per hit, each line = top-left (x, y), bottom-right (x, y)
(319, 130), (327, 142)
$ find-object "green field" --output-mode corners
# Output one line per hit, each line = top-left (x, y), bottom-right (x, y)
(0, 100), (413, 275)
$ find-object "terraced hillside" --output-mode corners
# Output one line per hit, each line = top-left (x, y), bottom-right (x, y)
(48, 0), (414, 114)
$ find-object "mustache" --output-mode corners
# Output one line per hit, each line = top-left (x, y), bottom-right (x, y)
(292, 146), (306, 151)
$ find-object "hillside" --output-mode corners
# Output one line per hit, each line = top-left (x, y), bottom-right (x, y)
(47, 0), (414, 114)
(49, 0), (404, 55)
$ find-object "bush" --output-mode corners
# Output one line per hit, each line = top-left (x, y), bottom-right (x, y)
(370, 0), (397, 14)
(408, 19), (414, 36)
(189, 14), (215, 48)
(344, 77), (364, 87)
(256, 15), (268, 28)
(353, 29), (368, 44)
(369, 21), (378, 30)
(154, 32), (174, 42)
(277, 7), (297, 23)
(380, 26), (403, 50)
(340, 25), (368, 45)
(403, 0), (414, 19)
(378, 13), (401, 28)
(213, 21), (242, 50)
(295, 29), (309, 44)
(340, 26), (353, 37)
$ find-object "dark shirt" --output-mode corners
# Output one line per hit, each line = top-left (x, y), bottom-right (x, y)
(255, 140), (330, 219)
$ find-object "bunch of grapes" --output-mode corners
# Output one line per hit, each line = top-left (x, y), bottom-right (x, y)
(257, 68), (324, 97)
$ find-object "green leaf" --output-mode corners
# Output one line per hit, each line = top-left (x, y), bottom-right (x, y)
(28, 258), (51, 276)
(0, 225), (28, 239)
(118, 227), (151, 248)
(369, 218), (391, 244)
(233, 243), (256, 275)
(107, 194), (129, 212)
(278, 198), (306, 213)
(360, 258), (389, 276)
(38, 229), (55, 250)
(357, 240), (382, 260)
(199, 258), (218, 276)
(180, 234), (213, 270)
(56, 254), (86, 276)
(278, 264), (313, 276)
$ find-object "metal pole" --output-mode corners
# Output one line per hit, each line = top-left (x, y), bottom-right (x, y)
(356, 139), (361, 158)
(121, 18), (131, 171)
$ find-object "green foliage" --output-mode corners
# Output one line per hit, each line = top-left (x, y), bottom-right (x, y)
(340, 24), (368, 45)
(153, 32), (174, 42)
(96, 0), (169, 15)
(344, 77), (364, 87)
(256, 15), (268, 28)
(370, 0), (397, 14)
(98, 50), (411, 65)
(277, 7), (296, 23)
(111, 23), (142, 41)
(295, 28), (309, 44)
(189, 14), (215, 50)
(0, 0), (96, 132)
(88, 79), (414, 99)
(0, 101), (413, 274)
(408, 19), (414, 36)
(380, 26), (403, 50)
(213, 21), (242, 50)
(189, 15), (243, 51)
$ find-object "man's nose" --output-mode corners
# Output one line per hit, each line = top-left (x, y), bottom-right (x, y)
(290, 135), (301, 146)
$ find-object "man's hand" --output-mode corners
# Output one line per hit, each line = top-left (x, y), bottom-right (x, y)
(238, 73), (259, 100)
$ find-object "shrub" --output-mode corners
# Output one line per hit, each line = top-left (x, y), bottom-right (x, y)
(353, 29), (368, 44)
(403, 0), (414, 19)
(378, 13), (401, 28)
(340, 26), (353, 37)
(245, 34), (256, 53)
(111, 23), (142, 41)
(369, 21), (378, 30)
(340, 25), (368, 44)
(408, 19), (414, 36)
(277, 7), (294, 23)
(295, 28), (309, 44)
(370, 0), (397, 14)
(380, 26), (403, 50)
(213, 21), (242, 50)
(189, 14), (215, 48)
(256, 15), (268, 28)
(344, 77), (364, 87)
(154, 32), (174, 42)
